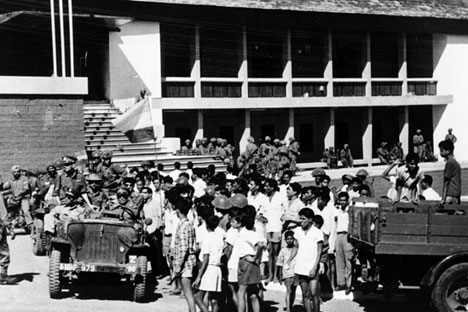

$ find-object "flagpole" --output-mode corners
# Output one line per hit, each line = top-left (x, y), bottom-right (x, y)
(146, 96), (159, 169)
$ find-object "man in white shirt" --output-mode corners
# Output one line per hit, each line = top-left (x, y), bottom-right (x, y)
(334, 192), (354, 294)
(140, 187), (166, 277)
(169, 161), (183, 181)
(293, 208), (323, 312)
(191, 168), (207, 198)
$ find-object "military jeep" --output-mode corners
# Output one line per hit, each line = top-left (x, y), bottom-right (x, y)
(48, 211), (153, 302)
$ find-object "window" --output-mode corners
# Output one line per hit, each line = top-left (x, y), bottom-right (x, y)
(292, 31), (327, 78)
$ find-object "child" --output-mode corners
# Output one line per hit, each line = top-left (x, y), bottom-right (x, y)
(235, 205), (265, 312)
(276, 230), (298, 312)
(193, 215), (224, 312)
(294, 208), (324, 312)
(420, 175), (441, 201)
(172, 197), (197, 312)
(225, 208), (242, 307)
(439, 139), (461, 205)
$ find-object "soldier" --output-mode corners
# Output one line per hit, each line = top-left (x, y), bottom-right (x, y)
(356, 169), (375, 198)
(207, 137), (217, 155)
(340, 144), (354, 168)
(54, 156), (87, 203)
(96, 150), (126, 191)
(87, 150), (102, 174)
(3, 165), (33, 232)
(111, 187), (139, 221)
(245, 136), (258, 161)
(44, 188), (92, 234)
(85, 174), (108, 211)
(0, 219), (14, 284)
(38, 162), (59, 205)
(199, 138), (210, 155)
(288, 137), (300, 173)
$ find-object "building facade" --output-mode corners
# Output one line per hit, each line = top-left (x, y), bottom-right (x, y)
(2, 0), (468, 172)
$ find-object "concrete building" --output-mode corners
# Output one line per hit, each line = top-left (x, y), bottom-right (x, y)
(1, 0), (468, 173)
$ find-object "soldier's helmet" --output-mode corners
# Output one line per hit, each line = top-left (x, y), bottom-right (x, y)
(311, 168), (326, 177)
(86, 173), (102, 182)
(101, 150), (113, 159)
(211, 195), (232, 210)
(356, 169), (369, 177)
(229, 193), (248, 208)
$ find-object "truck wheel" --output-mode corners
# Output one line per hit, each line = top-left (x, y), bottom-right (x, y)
(49, 250), (62, 299)
(432, 263), (468, 312)
(134, 255), (148, 303)
(31, 219), (46, 256)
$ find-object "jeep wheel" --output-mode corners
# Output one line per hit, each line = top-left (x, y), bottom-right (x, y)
(432, 263), (468, 312)
(31, 219), (46, 256)
(49, 250), (62, 299)
(134, 255), (148, 302)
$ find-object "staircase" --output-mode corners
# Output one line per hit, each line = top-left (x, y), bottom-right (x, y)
(83, 101), (227, 173)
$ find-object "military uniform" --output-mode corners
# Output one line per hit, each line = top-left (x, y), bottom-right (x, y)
(54, 170), (86, 200)
(5, 173), (33, 226)
(44, 202), (91, 233)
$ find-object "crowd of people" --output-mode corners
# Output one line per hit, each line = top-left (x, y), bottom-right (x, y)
(0, 136), (461, 312)
(181, 136), (301, 178)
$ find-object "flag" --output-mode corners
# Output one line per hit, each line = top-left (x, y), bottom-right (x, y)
(111, 98), (162, 143)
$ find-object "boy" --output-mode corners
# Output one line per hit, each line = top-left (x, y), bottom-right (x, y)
(420, 175), (441, 201)
(172, 197), (197, 312)
(293, 208), (324, 312)
(276, 230), (298, 312)
(439, 139), (461, 204)
(193, 215), (224, 312)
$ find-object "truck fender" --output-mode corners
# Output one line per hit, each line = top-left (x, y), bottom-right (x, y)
(421, 252), (468, 287)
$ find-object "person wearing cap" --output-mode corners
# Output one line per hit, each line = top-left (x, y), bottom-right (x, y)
(38, 162), (59, 205)
(340, 144), (354, 168)
(3, 165), (33, 231)
(54, 156), (86, 200)
(110, 187), (138, 221)
(311, 168), (326, 187)
(377, 142), (390, 164)
(259, 136), (273, 170)
(44, 187), (91, 234)
(199, 138), (210, 155)
(87, 150), (102, 174)
(355, 169), (375, 198)
(245, 136), (258, 163)
(390, 142), (404, 163)
(85, 173), (108, 211)
(445, 128), (457, 144)
(340, 174), (354, 193)
(208, 137), (217, 155)
(211, 194), (232, 232)
(412, 129), (424, 160)
(181, 139), (192, 155)
(95, 150), (126, 190)
(288, 137), (300, 174)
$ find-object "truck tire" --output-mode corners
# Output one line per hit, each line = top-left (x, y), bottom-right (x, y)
(49, 250), (62, 299)
(31, 219), (46, 256)
(134, 255), (148, 303)
(432, 263), (468, 312)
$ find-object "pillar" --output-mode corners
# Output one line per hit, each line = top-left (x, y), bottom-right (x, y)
(283, 29), (292, 98)
(193, 109), (204, 147)
(284, 108), (295, 142)
(364, 32), (372, 96)
(399, 33), (408, 95)
(362, 107), (373, 165)
(324, 108), (335, 149)
(399, 106), (409, 155)
(192, 25), (201, 98)
(325, 31), (333, 97)
(240, 26), (248, 98)
(239, 109), (251, 153)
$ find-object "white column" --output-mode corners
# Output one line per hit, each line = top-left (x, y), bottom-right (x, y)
(50, 0), (57, 77)
(240, 26), (248, 98)
(192, 25), (201, 98)
(364, 32), (372, 96)
(193, 109), (204, 147)
(324, 108), (335, 149)
(325, 31), (333, 97)
(362, 107), (373, 165)
(58, 0), (66, 76)
(68, 0), (74, 77)
(399, 33), (408, 95)
(240, 109), (251, 153)
(399, 106), (409, 155)
(284, 108), (294, 141)
(283, 29), (292, 98)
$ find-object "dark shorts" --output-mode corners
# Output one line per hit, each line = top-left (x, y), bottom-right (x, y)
(295, 273), (319, 284)
(283, 276), (298, 287)
(238, 257), (261, 285)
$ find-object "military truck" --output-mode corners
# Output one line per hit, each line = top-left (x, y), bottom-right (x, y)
(349, 197), (468, 311)
(48, 211), (153, 302)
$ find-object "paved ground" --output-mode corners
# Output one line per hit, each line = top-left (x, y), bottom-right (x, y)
(0, 235), (435, 312)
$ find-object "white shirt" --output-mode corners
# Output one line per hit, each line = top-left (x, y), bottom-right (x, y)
(348, 189), (360, 199)
(260, 191), (287, 233)
(248, 192), (269, 212)
(422, 187), (441, 200)
(293, 226), (324, 276)
(200, 231), (225, 266)
(192, 178), (207, 198)
(196, 225), (226, 261)
(335, 207), (349, 233)
(235, 227), (266, 258)
(312, 202), (338, 253)
(142, 197), (163, 234)
(169, 169), (182, 181)
(282, 197), (304, 221)
(226, 228), (240, 269)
